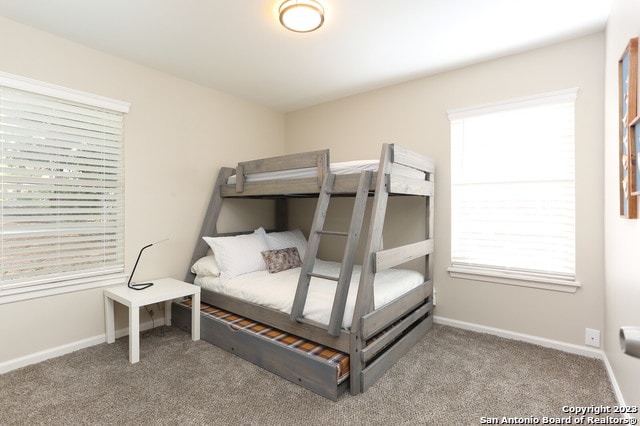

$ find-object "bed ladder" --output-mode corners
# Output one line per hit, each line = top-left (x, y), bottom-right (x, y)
(290, 170), (373, 336)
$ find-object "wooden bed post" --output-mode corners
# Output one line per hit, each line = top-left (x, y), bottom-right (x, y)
(349, 143), (393, 394)
(425, 169), (435, 286)
(276, 198), (288, 232)
(184, 167), (234, 283)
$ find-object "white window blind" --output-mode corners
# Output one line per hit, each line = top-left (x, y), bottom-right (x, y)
(449, 89), (577, 285)
(1, 76), (127, 292)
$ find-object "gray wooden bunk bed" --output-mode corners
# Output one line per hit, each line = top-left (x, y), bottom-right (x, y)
(172, 143), (435, 400)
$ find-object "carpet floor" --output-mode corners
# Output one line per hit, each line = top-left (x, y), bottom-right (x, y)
(0, 324), (618, 425)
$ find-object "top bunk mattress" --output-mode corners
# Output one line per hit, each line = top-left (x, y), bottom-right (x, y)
(195, 259), (424, 330)
(227, 159), (423, 184)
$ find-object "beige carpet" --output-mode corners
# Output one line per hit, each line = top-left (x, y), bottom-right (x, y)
(0, 324), (617, 425)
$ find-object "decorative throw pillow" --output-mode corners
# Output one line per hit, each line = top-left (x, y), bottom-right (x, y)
(262, 229), (308, 261)
(261, 247), (302, 273)
(203, 231), (269, 283)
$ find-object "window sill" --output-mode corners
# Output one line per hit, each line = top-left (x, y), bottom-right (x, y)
(447, 265), (581, 293)
(0, 274), (127, 305)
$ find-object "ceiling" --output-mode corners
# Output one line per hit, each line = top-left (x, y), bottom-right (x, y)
(0, 0), (613, 112)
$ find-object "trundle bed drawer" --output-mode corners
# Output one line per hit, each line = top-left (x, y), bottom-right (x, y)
(172, 300), (349, 401)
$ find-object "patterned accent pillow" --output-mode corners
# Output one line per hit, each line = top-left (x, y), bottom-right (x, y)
(261, 247), (302, 273)
(261, 228), (308, 261)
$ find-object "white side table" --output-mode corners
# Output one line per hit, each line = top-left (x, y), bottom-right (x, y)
(104, 277), (200, 363)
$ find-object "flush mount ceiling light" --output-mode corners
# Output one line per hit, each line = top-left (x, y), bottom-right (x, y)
(279, 0), (324, 33)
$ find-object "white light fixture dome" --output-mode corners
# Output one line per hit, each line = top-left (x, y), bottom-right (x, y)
(279, 0), (324, 33)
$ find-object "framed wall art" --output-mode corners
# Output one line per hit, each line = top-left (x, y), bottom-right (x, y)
(618, 37), (638, 218)
(631, 115), (640, 197)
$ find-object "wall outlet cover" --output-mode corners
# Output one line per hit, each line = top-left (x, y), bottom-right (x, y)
(585, 328), (600, 347)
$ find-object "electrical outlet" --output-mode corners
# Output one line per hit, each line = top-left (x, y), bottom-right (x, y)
(585, 328), (600, 347)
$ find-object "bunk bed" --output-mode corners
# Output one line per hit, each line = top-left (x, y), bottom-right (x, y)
(172, 143), (435, 400)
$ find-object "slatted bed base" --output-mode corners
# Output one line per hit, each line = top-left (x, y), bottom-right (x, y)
(171, 299), (350, 401)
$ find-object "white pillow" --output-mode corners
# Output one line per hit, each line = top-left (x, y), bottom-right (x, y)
(262, 229), (308, 261)
(190, 255), (221, 277)
(203, 231), (269, 283)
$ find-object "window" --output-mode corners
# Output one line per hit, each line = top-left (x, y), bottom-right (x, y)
(448, 89), (579, 292)
(1, 72), (129, 303)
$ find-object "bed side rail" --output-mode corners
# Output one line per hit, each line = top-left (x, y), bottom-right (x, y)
(358, 280), (433, 392)
(391, 145), (435, 174)
(235, 149), (330, 192)
(360, 280), (433, 340)
(388, 144), (435, 196)
(388, 175), (434, 196)
(361, 314), (432, 392)
(373, 239), (434, 273)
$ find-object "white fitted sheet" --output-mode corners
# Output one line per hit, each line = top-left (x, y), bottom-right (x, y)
(227, 160), (423, 184)
(194, 259), (424, 329)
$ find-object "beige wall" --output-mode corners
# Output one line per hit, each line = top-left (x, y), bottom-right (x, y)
(604, 0), (640, 409)
(285, 33), (605, 347)
(0, 17), (284, 363)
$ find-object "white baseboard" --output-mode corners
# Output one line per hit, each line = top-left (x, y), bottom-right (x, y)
(433, 315), (603, 359)
(0, 318), (165, 375)
(601, 352), (628, 409)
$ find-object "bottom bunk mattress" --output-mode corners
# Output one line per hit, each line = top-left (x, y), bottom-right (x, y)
(172, 299), (350, 400)
(194, 259), (424, 329)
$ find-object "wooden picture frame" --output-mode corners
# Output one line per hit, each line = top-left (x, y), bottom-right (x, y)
(631, 115), (640, 197)
(618, 37), (638, 218)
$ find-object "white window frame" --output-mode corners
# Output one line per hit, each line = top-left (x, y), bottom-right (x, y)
(447, 89), (580, 293)
(0, 72), (130, 304)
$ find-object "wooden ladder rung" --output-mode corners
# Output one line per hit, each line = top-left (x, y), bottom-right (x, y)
(308, 272), (339, 281)
(316, 230), (348, 237)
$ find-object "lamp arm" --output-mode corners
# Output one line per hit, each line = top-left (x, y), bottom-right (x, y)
(127, 243), (153, 288)
(126, 238), (169, 290)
